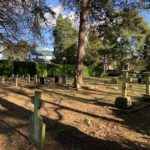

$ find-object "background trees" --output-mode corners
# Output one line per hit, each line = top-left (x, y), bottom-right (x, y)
(53, 14), (77, 65)
(87, 9), (150, 74)
(60, 0), (150, 88)
(3, 40), (35, 61)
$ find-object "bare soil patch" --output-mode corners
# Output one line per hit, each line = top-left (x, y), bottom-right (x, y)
(0, 77), (149, 150)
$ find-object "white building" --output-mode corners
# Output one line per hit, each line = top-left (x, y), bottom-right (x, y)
(27, 48), (53, 62)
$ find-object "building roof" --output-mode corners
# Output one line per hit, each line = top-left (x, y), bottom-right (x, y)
(31, 50), (53, 56)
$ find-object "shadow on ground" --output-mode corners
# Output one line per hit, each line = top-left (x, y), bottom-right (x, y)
(0, 97), (149, 150)
(112, 106), (150, 136)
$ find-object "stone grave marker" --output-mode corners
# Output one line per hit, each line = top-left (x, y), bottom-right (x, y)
(115, 70), (132, 109)
(30, 91), (46, 149)
(40, 77), (44, 84)
(55, 76), (59, 83)
(62, 75), (67, 84)
(1, 75), (5, 84)
(34, 75), (38, 84)
(11, 74), (15, 81)
(142, 73), (150, 101)
(15, 75), (18, 87)
(121, 70), (130, 97)
(28, 74), (31, 83)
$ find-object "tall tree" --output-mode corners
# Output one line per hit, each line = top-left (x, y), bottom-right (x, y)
(60, 0), (150, 89)
(86, 28), (112, 74)
(53, 14), (77, 65)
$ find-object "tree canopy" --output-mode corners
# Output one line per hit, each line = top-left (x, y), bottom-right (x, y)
(0, 0), (54, 43)
(53, 14), (77, 65)
(3, 40), (35, 61)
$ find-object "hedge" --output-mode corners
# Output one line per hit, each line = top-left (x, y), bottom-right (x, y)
(0, 60), (103, 77)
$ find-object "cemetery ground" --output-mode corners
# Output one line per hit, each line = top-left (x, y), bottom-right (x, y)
(0, 77), (150, 150)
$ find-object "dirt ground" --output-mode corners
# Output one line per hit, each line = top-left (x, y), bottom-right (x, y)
(0, 77), (150, 150)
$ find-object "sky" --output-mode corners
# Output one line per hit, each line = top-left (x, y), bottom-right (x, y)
(2, 0), (149, 52)
(42, 1), (150, 50)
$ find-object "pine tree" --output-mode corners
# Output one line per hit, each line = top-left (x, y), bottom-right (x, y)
(53, 14), (77, 65)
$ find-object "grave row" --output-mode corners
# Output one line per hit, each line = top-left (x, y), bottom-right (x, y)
(0, 74), (68, 87)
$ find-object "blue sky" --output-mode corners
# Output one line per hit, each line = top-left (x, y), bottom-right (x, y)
(140, 11), (150, 25)
(43, 1), (150, 49)
(48, 1), (150, 24)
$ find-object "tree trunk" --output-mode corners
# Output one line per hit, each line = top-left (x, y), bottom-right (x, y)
(75, 0), (92, 89)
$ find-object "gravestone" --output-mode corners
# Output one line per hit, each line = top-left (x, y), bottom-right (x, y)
(28, 74), (31, 83)
(1, 75), (5, 84)
(115, 70), (132, 109)
(62, 75), (67, 84)
(11, 74), (15, 81)
(40, 77), (44, 84)
(55, 76), (59, 83)
(30, 91), (46, 149)
(142, 73), (150, 101)
(15, 75), (18, 87)
(34, 75), (38, 84)
(138, 78), (142, 83)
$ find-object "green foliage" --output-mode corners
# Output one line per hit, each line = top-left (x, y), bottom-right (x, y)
(0, 60), (104, 78)
(36, 63), (48, 77)
(13, 61), (37, 75)
(86, 9), (150, 74)
(53, 14), (77, 64)
(142, 30), (150, 70)
(0, 60), (13, 75)
(0, 60), (75, 77)
(3, 40), (35, 61)
(83, 65), (104, 77)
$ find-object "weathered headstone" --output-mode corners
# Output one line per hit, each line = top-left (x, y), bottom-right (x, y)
(34, 75), (38, 84)
(138, 77), (142, 83)
(142, 73), (150, 101)
(62, 75), (67, 84)
(15, 75), (18, 87)
(121, 71), (129, 97)
(55, 76), (59, 83)
(11, 74), (15, 81)
(1, 75), (5, 84)
(28, 74), (31, 83)
(40, 77), (44, 84)
(115, 70), (132, 109)
(30, 91), (46, 149)
(22, 74), (25, 79)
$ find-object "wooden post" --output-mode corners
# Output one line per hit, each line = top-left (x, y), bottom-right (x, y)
(15, 75), (18, 87)
(30, 91), (46, 149)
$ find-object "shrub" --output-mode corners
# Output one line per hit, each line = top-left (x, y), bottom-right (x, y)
(83, 65), (103, 77)
(0, 60), (13, 76)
